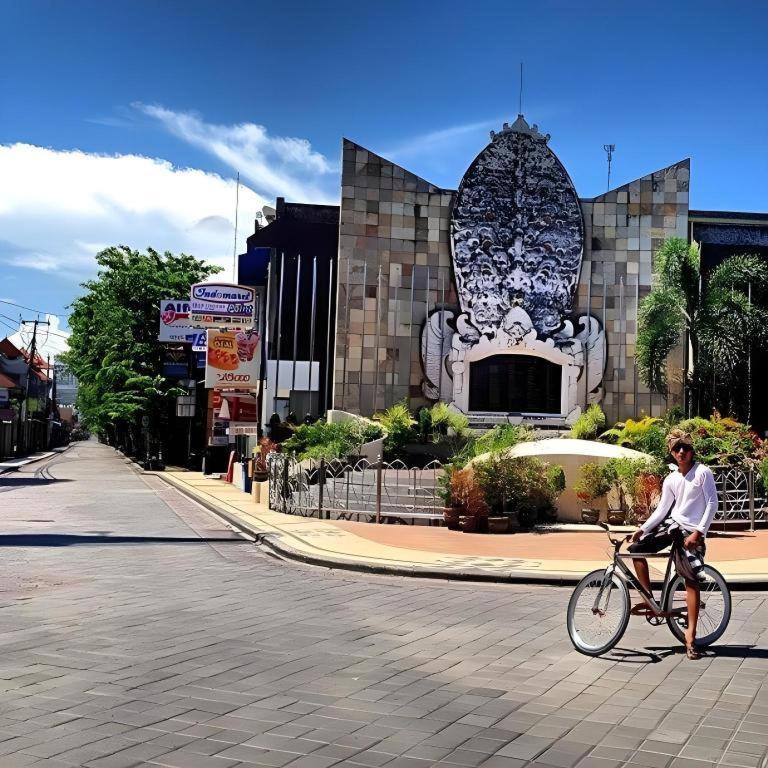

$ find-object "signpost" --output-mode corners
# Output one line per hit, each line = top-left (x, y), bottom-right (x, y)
(159, 300), (194, 342)
(190, 283), (256, 328)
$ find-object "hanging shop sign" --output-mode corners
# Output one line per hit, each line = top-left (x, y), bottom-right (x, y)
(185, 330), (207, 352)
(159, 299), (194, 342)
(204, 329), (260, 389)
(162, 348), (189, 378)
(190, 283), (256, 328)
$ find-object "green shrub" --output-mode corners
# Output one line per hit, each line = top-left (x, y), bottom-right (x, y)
(473, 455), (563, 525)
(677, 413), (756, 465)
(569, 404), (606, 440)
(600, 417), (668, 462)
(282, 420), (384, 461)
(377, 401), (417, 459)
(473, 424), (534, 456)
(574, 462), (610, 503)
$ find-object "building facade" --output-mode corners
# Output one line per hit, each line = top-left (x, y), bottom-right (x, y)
(332, 116), (688, 426)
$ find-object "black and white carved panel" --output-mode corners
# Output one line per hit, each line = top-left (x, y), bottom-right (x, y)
(451, 118), (584, 337)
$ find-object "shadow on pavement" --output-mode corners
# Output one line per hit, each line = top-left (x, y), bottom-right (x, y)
(644, 644), (768, 659)
(0, 534), (247, 547)
(0, 478), (73, 488)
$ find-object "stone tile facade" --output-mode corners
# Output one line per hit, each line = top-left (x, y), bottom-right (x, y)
(578, 159), (689, 424)
(334, 137), (689, 424)
(334, 139), (456, 415)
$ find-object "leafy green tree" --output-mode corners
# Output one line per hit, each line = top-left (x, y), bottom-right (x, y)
(62, 246), (221, 457)
(637, 238), (768, 420)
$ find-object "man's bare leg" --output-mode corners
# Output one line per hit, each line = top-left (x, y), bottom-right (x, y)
(684, 581), (701, 658)
(632, 557), (656, 613)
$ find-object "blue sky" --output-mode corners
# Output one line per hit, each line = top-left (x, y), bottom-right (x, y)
(1, 0), (767, 350)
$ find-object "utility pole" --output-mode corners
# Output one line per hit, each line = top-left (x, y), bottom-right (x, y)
(19, 318), (49, 454)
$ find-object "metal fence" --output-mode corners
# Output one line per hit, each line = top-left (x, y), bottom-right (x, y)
(268, 454), (445, 524)
(711, 465), (767, 529)
(267, 455), (768, 529)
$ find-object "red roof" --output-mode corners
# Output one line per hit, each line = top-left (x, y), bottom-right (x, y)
(0, 338), (22, 359)
(0, 371), (17, 388)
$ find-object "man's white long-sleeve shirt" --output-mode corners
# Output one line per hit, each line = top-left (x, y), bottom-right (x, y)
(639, 462), (718, 536)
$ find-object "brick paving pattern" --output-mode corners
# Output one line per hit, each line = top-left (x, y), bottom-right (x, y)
(1, 442), (767, 768)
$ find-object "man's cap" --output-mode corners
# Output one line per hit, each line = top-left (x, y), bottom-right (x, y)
(666, 428), (694, 452)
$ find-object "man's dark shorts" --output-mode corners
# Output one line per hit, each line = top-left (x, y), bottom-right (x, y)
(628, 518), (706, 581)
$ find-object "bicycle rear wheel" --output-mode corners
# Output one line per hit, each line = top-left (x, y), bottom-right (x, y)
(664, 565), (731, 647)
(567, 569), (630, 656)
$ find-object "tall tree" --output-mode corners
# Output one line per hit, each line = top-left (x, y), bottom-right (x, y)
(637, 237), (768, 420)
(63, 246), (221, 456)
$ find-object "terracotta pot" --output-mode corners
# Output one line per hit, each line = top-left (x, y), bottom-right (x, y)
(606, 509), (626, 525)
(443, 506), (461, 530)
(487, 516), (510, 534)
(581, 508), (600, 525)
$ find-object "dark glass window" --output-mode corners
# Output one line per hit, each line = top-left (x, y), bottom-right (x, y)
(469, 355), (561, 414)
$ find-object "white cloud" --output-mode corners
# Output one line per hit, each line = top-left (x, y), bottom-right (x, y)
(0, 143), (267, 281)
(381, 118), (502, 162)
(9, 314), (70, 361)
(135, 103), (337, 204)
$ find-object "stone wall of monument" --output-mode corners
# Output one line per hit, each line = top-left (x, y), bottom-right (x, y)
(576, 159), (690, 424)
(334, 139), (455, 415)
(335, 137), (690, 424)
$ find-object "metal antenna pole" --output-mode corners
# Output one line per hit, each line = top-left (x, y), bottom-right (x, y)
(519, 61), (523, 115)
(232, 172), (240, 282)
(603, 145), (615, 192)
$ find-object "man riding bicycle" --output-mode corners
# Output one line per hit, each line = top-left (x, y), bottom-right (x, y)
(628, 428), (717, 659)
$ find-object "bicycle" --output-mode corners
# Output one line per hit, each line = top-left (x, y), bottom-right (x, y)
(567, 523), (731, 656)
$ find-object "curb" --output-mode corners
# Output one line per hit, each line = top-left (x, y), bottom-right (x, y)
(150, 473), (768, 588)
(152, 473), (592, 586)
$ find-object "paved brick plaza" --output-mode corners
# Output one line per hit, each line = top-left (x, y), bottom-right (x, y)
(2, 442), (768, 768)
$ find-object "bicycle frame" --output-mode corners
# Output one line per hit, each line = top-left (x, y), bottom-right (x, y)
(593, 533), (686, 619)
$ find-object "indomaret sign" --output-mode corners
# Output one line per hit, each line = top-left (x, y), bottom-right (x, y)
(190, 283), (256, 328)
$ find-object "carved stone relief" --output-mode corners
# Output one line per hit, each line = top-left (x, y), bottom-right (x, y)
(420, 116), (606, 420)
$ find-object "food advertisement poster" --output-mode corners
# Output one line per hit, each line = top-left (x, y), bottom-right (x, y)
(204, 329), (260, 389)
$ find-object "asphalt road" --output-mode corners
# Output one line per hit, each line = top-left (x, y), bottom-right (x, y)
(1, 441), (768, 768)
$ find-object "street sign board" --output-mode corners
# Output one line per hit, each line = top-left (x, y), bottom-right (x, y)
(190, 283), (256, 328)
(159, 299), (195, 342)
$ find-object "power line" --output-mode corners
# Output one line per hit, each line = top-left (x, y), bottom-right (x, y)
(0, 298), (61, 317)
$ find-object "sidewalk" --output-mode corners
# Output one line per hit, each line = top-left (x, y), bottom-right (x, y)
(0, 445), (69, 474)
(156, 471), (768, 585)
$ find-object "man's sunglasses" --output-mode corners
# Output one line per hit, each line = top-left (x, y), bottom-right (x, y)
(671, 443), (693, 454)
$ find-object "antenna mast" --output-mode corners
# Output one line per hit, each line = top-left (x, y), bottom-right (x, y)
(518, 61), (523, 115)
(232, 172), (240, 283)
(603, 144), (615, 191)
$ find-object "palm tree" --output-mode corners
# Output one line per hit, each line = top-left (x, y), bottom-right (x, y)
(637, 238), (768, 421)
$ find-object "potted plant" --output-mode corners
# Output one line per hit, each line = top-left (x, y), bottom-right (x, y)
(440, 466), (462, 530)
(450, 466), (488, 533)
(574, 462), (610, 524)
(252, 437), (278, 483)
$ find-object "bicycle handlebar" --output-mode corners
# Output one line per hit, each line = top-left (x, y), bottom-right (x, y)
(598, 521), (632, 548)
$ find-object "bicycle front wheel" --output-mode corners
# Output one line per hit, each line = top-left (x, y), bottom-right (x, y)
(664, 565), (731, 647)
(567, 569), (630, 656)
